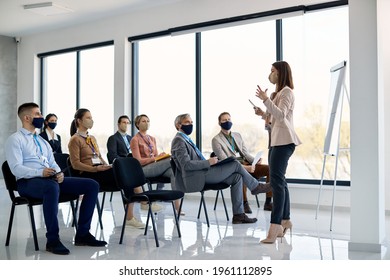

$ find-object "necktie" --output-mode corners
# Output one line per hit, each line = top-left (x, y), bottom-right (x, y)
(122, 135), (130, 152)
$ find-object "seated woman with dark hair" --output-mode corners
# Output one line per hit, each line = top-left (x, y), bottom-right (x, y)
(68, 108), (160, 229)
(39, 113), (62, 153)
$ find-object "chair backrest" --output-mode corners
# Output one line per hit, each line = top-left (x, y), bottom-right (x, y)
(66, 157), (78, 177)
(170, 159), (177, 175)
(112, 157), (147, 197)
(2, 161), (18, 201)
(54, 153), (70, 177)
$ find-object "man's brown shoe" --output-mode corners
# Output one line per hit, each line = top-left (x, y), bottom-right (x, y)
(232, 213), (257, 224)
(251, 183), (272, 195)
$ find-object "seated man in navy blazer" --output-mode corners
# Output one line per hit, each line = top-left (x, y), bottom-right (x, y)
(107, 115), (132, 164)
(171, 113), (271, 224)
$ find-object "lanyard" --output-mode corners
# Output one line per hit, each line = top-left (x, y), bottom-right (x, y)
(179, 132), (206, 160)
(78, 133), (98, 154)
(33, 134), (43, 155)
(224, 133), (236, 153)
(138, 132), (154, 157)
(32, 133), (49, 167)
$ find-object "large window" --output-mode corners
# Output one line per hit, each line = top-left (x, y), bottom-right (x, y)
(135, 6), (349, 182)
(79, 46), (114, 159)
(138, 34), (195, 153)
(283, 6), (350, 180)
(201, 21), (276, 157)
(42, 44), (114, 159)
(44, 52), (77, 153)
(41, 4), (350, 182)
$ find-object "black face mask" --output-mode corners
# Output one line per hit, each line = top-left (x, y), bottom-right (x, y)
(47, 122), (57, 130)
(220, 121), (233, 131)
(32, 117), (45, 129)
(181, 124), (193, 135)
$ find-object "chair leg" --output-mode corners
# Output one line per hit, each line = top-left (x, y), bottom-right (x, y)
(197, 191), (204, 219)
(5, 205), (16, 246)
(171, 202), (181, 238)
(200, 193), (210, 227)
(177, 197), (184, 222)
(213, 190), (220, 210)
(69, 200), (78, 230)
(109, 192), (113, 202)
(220, 190), (229, 221)
(95, 198), (103, 230)
(120, 192), (126, 211)
(119, 204), (129, 244)
(148, 207), (159, 247)
(100, 192), (106, 217)
(28, 205), (39, 251)
(255, 194), (260, 208)
(72, 198), (80, 227)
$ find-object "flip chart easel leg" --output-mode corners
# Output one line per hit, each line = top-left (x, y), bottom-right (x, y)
(330, 153), (339, 231)
(315, 155), (327, 220)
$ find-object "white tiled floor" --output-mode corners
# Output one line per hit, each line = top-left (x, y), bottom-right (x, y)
(0, 180), (389, 260)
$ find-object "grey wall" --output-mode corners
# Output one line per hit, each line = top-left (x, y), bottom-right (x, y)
(0, 35), (17, 178)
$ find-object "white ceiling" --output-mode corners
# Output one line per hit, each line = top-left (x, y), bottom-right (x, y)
(0, 0), (185, 37)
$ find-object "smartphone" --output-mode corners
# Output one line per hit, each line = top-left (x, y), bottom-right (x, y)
(249, 99), (257, 107)
(50, 171), (62, 178)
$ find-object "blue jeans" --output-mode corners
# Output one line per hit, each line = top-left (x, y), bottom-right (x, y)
(268, 143), (295, 224)
(17, 177), (99, 243)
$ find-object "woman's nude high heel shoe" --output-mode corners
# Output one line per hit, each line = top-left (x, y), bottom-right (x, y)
(260, 223), (284, 244)
(278, 220), (293, 237)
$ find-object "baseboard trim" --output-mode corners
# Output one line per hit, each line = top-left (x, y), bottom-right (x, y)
(348, 241), (382, 253)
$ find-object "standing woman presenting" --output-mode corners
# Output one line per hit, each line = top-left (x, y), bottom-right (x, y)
(254, 61), (302, 243)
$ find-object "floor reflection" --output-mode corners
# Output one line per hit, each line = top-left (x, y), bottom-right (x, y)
(0, 182), (389, 260)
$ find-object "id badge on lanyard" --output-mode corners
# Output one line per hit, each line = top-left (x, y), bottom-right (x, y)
(40, 155), (50, 168)
(91, 153), (102, 166)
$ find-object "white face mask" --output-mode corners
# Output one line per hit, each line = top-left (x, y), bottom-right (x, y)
(83, 119), (94, 129)
(268, 71), (278, 85)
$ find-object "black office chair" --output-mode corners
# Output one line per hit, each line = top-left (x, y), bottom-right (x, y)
(112, 157), (184, 247)
(107, 152), (122, 202)
(146, 176), (171, 191)
(210, 153), (262, 209)
(125, 152), (170, 191)
(53, 152), (71, 177)
(170, 159), (230, 227)
(2, 161), (79, 251)
(213, 179), (264, 209)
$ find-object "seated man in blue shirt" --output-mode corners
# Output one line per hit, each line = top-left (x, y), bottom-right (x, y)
(5, 102), (107, 255)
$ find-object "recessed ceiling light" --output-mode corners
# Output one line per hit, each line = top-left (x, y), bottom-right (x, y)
(23, 2), (73, 16)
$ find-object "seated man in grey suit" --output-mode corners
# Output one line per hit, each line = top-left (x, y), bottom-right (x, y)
(212, 112), (273, 213)
(107, 115), (132, 164)
(171, 113), (271, 224)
